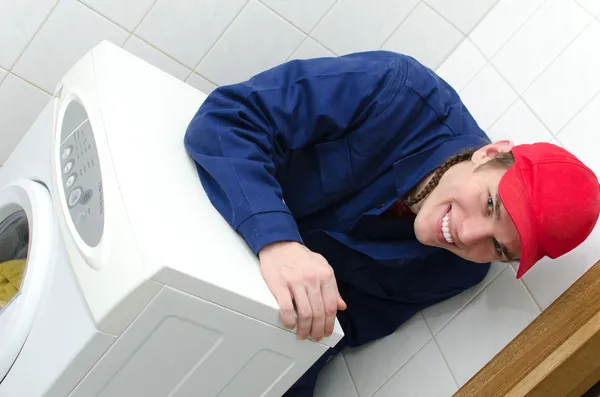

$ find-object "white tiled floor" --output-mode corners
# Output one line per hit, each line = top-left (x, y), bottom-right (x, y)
(0, 0), (57, 70)
(343, 314), (432, 397)
(382, 2), (464, 70)
(123, 35), (190, 81)
(289, 37), (335, 60)
(0, 74), (50, 162)
(2, 1), (600, 395)
(435, 266), (541, 386)
(372, 340), (458, 397)
(12, 0), (129, 93)
(136, 0), (248, 69)
(459, 64), (518, 130)
(486, 100), (554, 144)
(436, 39), (486, 93)
(196, 1), (304, 86)
(312, 0), (420, 55)
(491, 0), (591, 94)
(260, 0), (338, 33)
(522, 20), (600, 134)
(79, 0), (156, 31)
(424, 0), (499, 34)
(422, 262), (506, 335)
(469, 0), (545, 59)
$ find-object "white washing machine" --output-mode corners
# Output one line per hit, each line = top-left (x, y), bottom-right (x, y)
(0, 41), (343, 397)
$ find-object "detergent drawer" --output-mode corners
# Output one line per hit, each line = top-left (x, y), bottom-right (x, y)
(69, 285), (329, 397)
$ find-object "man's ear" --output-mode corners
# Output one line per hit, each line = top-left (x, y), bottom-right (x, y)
(471, 140), (514, 165)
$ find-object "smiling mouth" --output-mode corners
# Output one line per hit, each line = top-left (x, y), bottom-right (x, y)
(442, 210), (455, 245)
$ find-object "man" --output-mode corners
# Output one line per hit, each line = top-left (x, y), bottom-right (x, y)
(184, 51), (600, 396)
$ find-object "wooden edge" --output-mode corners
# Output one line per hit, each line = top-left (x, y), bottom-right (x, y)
(453, 259), (600, 397)
(506, 310), (600, 397)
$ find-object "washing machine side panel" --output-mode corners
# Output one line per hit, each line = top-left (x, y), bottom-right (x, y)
(0, 242), (115, 397)
(69, 286), (329, 397)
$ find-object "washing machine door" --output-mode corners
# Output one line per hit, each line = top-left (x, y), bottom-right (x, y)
(0, 179), (56, 382)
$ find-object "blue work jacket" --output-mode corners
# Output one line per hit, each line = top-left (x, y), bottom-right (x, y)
(184, 51), (492, 347)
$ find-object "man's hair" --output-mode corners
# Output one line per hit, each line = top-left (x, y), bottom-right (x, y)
(404, 149), (516, 206)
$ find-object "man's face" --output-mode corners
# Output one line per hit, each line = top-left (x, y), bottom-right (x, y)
(413, 141), (522, 264)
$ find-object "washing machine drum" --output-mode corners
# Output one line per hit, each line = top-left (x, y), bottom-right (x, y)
(0, 180), (56, 382)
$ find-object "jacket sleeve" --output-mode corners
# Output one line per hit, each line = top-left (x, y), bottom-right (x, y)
(184, 52), (407, 254)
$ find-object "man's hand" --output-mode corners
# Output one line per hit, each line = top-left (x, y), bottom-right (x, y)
(258, 241), (347, 342)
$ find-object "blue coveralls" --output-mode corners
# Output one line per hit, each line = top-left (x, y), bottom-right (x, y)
(184, 51), (492, 396)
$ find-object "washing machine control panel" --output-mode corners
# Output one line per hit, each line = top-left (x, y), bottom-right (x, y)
(59, 101), (104, 247)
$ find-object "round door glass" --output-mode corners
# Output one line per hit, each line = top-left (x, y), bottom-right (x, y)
(0, 211), (29, 312)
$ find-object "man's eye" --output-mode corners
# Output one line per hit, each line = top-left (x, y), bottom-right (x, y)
(493, 238), (502, 256)
(488, 196), (494, 212)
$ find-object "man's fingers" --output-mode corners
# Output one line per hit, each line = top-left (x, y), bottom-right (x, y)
(307, 284), (326, 341)
(321, 279), (338, 337)
(292, 286), (312, 340)
(267, 280), (297, 329)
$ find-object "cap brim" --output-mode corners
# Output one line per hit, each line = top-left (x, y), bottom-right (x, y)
(498, 166), (538, 279)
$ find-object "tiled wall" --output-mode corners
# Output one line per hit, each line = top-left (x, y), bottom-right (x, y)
(1, 0), (599, 396)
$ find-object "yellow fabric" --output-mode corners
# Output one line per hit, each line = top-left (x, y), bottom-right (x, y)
(0, 259), (26, 308)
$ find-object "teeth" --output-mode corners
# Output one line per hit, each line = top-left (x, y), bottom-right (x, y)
(442, 212), (454, 244)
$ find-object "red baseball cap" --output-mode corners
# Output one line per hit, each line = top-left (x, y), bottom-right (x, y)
(498, 143), (600, 279)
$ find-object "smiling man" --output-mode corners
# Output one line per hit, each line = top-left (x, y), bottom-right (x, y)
(184, 50), (600, 397)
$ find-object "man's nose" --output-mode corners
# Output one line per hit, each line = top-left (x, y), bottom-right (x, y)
(458, 217), (493, 246)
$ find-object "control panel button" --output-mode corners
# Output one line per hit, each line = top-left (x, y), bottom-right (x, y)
(61, 146), (72, 160)
(81, 189), (93, 205)
(66, 174), (76, 188)
(68, 187), (82, 208)
(76, 211), (87, 225)
(63, 161), (73, 174)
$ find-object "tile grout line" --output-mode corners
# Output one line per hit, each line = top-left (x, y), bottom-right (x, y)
(507, 17), (597, 137)
(77, 0), (139, 33)
(7, 0), (61, 75)
(433, 335), (461, 389)
(304, 0), (342, 56)
(187, 0), (251, 81)
(462, 0), (502, 36)
(424, 1), (471, 37)
(554, 87), (600, 139)
(513, 266), (544, 313)
(119, 0), (161, 50)
(284, 0), (342, 60)
(378, 1), (422, 50)
(470, 0), (550, 62)
(500, 16), (595, 98)
(366, 316), (434, 397)
(433, 36), (467, 73)
(421, 310), (460, 388)
(7, 71), (53, 96)
(428, 262), (508, 338)
(340, 354), (361, 397)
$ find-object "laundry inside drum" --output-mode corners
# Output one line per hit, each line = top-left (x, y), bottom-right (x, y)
(0, 211), (29, 311)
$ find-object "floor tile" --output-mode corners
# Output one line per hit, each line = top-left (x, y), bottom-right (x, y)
(435, 266), (540, 385)
(12, 0), (128, 93)
(136, 0), (247, 68)
(522, 21), (600, 134)
(422, 262), (506, 336)
(486, 99), (553, 144)
(436, 39), (486, 93)
(311, 0), (419, 55)
(491, 0), (591, 94)
(123, 35), (190, 81)
(343, 313), (432, 397)
(382, 3), (464, 70)
(314, 355), (359, 397)
(425, 0), (499, 34)
(373, 340), (458, 397)
(460, 64), (518, 130)
(197, 0), (304, 86)
(260, 0), (337, 33)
